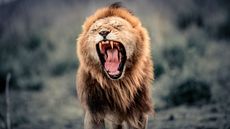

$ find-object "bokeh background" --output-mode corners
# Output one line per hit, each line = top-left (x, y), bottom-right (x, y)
(0, 0), (230, 129)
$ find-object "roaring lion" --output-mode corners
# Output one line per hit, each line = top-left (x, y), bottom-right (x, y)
(76, 3), (154, 129)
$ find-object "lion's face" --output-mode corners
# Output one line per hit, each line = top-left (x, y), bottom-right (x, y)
(85, 16), (138, 79)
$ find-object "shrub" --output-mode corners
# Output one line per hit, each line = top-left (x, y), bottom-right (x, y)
(177, 13), (204, 30)
(165, 78), (211, 106)
(0, 34), (49, 92)
(154, 63), (165, 79)
(163, 46), (185, 69)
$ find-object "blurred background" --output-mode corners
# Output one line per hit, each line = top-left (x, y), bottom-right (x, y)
(0, 0), (229, 129)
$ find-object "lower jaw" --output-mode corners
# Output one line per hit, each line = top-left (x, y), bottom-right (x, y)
(107, 73), (122, 80)
(108, 71), (120, 76)
(104, 66), (125, 80)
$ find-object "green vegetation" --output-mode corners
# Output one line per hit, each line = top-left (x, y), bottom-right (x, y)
(163, 46), (185, 69)
(165, 79), (211, 106)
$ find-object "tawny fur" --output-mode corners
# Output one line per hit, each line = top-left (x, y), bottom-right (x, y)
(76, 3), (154, 129)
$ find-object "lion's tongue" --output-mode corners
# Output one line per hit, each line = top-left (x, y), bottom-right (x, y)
(104, 49), (120, 74)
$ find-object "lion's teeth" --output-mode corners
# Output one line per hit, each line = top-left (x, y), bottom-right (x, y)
(110, 41), (113, 49)
(99, 42), (102, 50)
(105, 40), (109, 44)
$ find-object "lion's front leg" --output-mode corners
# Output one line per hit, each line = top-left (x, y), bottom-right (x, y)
(128, 114), (148, 129)
(109, 123), (123, 129)
(84, 111), (105, 129)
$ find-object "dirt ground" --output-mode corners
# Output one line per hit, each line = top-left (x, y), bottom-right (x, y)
(1, 72), (229, 129)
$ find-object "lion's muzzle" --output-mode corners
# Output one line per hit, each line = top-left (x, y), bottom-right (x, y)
(96, 40), (126, 79)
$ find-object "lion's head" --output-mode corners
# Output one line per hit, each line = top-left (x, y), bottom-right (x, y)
(77, 3), (151, 80)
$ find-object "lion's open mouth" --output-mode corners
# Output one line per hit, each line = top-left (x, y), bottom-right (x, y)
(96, 40), (127, 79)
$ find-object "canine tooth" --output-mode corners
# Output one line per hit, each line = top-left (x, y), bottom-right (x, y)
(110, 41), (113, 49)
(99, 42), (102, 50)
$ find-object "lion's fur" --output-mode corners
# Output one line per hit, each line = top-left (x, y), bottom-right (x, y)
(76, 3), (154, 128)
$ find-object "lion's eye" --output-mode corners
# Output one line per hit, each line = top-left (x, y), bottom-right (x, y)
(91, 28), (97, 32)
(114, 25), (123, 30)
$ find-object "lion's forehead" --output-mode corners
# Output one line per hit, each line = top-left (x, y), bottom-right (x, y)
(91, 16), (132, 29)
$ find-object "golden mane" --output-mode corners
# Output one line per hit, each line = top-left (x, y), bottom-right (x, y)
(82, 3), (141, 33)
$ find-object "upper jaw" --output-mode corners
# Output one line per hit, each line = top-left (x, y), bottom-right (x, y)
(96, 39), (127, 80)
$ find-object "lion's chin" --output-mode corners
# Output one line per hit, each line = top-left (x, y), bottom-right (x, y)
(96, 40), (127, 80)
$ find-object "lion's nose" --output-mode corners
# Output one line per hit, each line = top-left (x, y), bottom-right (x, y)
(99, 30), (110, 39)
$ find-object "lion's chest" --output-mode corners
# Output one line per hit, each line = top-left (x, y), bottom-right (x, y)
(86, 83), (121, 114)
(85, 82), (151, 118)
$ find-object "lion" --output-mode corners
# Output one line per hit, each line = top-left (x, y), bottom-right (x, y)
(76, 3), (154, 129)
